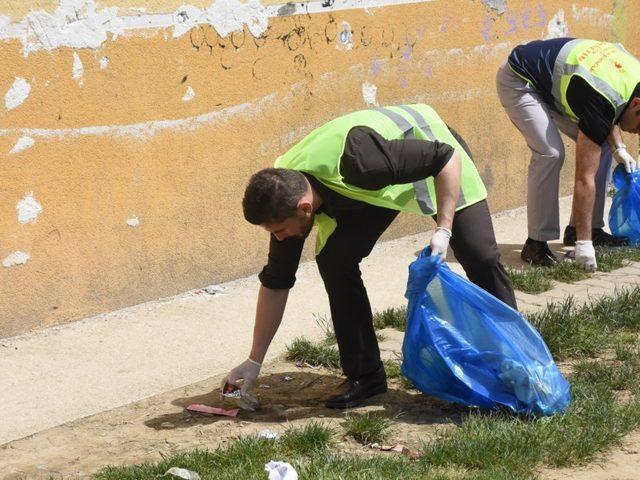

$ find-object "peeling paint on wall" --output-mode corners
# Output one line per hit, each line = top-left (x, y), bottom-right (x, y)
(99, 56), (109, 69)
(72, 52), (84, 85)
(2, 251), (30, 268)
(126, 216), (140, 227)
(182, 86), (195, 102)
(337, 21), (353, 51)
(481, 0), (506, 15)
(0, 0), (438, 55)
(361, 82), (378, 106)
(0, 87), (283, 140)
(9, 135), (35, 154)
(545, 9), (569, 39)
(4, 77), (30, 110)
(17, 192), (43, 224)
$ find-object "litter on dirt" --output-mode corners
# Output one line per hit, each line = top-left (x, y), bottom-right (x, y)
(186, 404), (239, 417)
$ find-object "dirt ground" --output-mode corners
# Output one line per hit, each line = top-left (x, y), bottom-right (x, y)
(2, 328), (639, 480)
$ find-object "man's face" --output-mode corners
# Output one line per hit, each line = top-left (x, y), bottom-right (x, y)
(263, 208), (314, 241)
(619, 97), (640, 134)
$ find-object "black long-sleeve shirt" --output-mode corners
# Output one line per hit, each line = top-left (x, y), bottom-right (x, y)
(258, 126), (468, 289)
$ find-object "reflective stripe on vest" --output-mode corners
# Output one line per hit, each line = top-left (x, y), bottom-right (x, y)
(375, 107), (435, 215)
(552, 39), (633, 122)
(376, 105), (467, 211)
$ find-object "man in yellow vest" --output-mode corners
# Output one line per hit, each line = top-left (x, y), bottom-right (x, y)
(224, 104), (517, 409)
(497, 38), (640, 270)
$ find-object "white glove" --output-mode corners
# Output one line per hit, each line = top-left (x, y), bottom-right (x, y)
(575, 240), (597, 272)
(227, 358), (261, 393)
(613, 145), (637, 173)
(430, 227), (452, 260)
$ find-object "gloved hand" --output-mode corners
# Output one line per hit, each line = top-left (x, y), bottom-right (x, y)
(227, 358), (261, 393)
(613, 145), (637, 173)
(430, 227), (452, 260)
(575, 240), (597, 272)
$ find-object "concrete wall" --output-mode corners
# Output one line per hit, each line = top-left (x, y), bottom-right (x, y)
(1, 0), (638, 337)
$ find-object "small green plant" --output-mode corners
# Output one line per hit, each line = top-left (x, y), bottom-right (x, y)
(506, 266), (554, 294)
(373, 306), (407, 331)
(315, 314), (336, 345)
(280, 421), (334, 455)
(342, 412), (393, 445)
(285, 337), (340, 369)
(383, 357), (414, 390)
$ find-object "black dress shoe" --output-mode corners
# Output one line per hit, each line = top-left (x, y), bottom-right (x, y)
(521, 238), (558, 267)
(325, 366), (387, 409)
(563, 226), (630, 247)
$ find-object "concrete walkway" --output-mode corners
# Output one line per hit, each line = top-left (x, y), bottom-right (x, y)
(0, 196), (633, 447)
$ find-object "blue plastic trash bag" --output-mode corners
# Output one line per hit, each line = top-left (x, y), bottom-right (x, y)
(401, 249), (571, 416)
(609, 164), (640, 245)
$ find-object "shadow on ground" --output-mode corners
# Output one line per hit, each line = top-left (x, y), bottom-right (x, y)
(144, 371), (470, 432)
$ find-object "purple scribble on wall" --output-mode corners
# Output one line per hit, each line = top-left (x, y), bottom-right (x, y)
(400, 77), (409, 89)
(425, 65), (433, 78)
(402, 44), (412, 61)
(371, 59), (383, 76)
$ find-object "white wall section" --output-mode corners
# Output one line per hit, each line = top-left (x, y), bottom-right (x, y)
(17, 192), (43, 224)
(0, 0), (437, 55)
(4, 77), (31, 110)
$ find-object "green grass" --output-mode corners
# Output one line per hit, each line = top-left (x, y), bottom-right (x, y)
(383, 358), (414, 390)
(507, 246), (640, 294)
(95, 288), (640, 480)
(506, 266), (553, 294)
(285, 337), (340, 369)
(342, 412), (393, 445)
(373, 306), (407, 331)
(528, 286), (640, 361)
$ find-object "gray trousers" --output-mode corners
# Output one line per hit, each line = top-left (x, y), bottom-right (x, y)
(496, 62), (612, 241)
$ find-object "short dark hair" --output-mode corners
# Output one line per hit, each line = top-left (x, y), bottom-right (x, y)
(242, 168), (308, 225)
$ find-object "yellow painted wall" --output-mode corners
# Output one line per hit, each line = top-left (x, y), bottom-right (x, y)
(1, 0), (638, 337)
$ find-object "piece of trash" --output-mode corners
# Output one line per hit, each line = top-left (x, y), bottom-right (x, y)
(160, 421), (175, 429)
(259, 384), (271, 389)
(295, 360), (319, 369)
(370, 442), (380, 449)
(186, 404), (239, 417)
(392, 443), (407, 454)
(221, 381), (260, 411)
(380, 444), (393, 451)
(258, 428), (279, 440)
(563, 250), (575, 261)
(264, 461), (298, 480)
(203, 284), (225, 295)
(283, 376), (293, 382)
(163, 467), (202, 480)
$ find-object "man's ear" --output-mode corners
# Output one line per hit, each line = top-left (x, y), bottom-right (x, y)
(298, 199), (314, 216)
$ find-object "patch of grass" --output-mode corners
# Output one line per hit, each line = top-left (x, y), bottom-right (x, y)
(285, 337), (340, 369)
(342, 412), (393, 445)
(280, 421), (334, 455)
(315, 314), (337, 345)
(373, 306), (407, 331)
(545, 261), (590, 283)
(383, 358), (414, 390)
(527, 286), (640, 361)
(506, 266), (553, 294)
(425, 350), (640, 472)
(508, 247), (640, 293)
(375, 331), (387, 342)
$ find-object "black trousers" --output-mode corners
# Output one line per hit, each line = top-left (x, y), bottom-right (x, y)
(315, 199), (517, 379)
